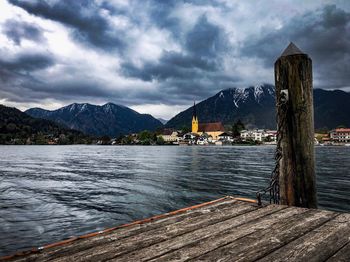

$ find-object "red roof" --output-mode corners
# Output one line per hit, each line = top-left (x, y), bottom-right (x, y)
(198, 122), (225, 132)
(161, 128), (174, 135)
(335, 128), (350, 132)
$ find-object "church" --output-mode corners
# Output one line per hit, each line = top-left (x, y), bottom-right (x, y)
(191, 102), (225, 140)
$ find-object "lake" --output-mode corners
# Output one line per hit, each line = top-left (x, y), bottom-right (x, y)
(0, 145), (349, 256)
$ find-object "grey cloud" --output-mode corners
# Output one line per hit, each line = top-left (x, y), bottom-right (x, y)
(122, 50), (218, 82)
(147, 0), (225, 37)
(3, 0), (350, 111)
(5, 0), (235, 107)
(121, 14), (232, 100)
(0, 69), (46, 103)
(121, 59), (199, 82)
(0, 53), (55, 72)
(8, 0), (125, 51)
(0, 70), (181, 106)
(2, 19), (46, 45)
(34, 81), (112, 99)
(161, 51), (217, 70)
(241, 5), (350, 88)
(185, 15), (228, 58)
(0, 52), (56, 103)
(0, 70), (113, 104)
(148, 0), (182, 40)
(122, 16), (227, 81)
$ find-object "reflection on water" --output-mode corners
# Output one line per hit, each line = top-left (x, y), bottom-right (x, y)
(0, 145), (349, 256)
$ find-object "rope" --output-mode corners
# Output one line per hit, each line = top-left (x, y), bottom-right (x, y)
(257, 90), (288, 206)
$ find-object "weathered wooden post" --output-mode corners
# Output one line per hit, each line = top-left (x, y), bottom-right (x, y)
(275, 42), (317, 208)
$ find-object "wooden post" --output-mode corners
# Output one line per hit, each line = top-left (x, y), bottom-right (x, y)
(274, 42), (317, 208)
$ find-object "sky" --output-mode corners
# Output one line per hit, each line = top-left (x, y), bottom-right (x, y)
(0, 0), (349, 119)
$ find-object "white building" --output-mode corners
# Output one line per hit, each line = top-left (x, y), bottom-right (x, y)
(330, 128), (350, 143)
(264, 130), (277, 143)
(159, 129), (179, 143)
(218, 132), (234, 142)
(240, 129), (277, 142)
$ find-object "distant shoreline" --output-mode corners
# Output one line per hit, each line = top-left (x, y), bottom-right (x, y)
(1, 143), (349, 147)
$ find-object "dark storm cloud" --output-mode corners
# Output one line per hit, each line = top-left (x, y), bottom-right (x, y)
(122, 51), (217, 81)
(0, 68), (46, 104)
(0, 69), (112, 104)
(242, 5), (350, 88)
(2, 19), (46, 45)
(2, 0), (350, 112)
(0, 52), (55, 72)
(161, 51), (217, 70)
(121, 15), (234, 100)
(122, 59), (198, 82)
(3, 0), (235, 107)
(0, 53), (112, 103)
(0, 52), (56, 103)
(185, 15), (228, 57)
(34, 81), (112, 99)
(0, 52), (160, 105)
(8, 0), (125, 51)
(147, 0), (180, 37)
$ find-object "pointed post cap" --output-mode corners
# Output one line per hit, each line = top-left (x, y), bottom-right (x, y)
(280, 42), (305, 57)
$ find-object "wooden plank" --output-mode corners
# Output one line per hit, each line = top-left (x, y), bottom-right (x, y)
(147, 207), (311, 262)
(193, 209), (336, 261)
(114, 205), (296, 262)
(47, 201), (260, 262)
(10, 198), (243, 262)
(7, 199), (349, 262)
(52, 204), (285, 262)
(257, 213), (350, 262)
(327, 241), (350, 262)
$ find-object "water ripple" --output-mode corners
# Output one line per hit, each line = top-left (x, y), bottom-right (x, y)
(0, 145), (349, 256)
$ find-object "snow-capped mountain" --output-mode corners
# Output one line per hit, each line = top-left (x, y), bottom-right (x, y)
(166, 84), (276, 129)
(166, 84), (350, 130)
(26, 103), (163, 137)
(218, 84), (275, 108)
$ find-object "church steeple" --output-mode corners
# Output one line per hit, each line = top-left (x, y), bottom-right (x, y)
(193, 101), (197, 119)
(192, 101), (198, 133)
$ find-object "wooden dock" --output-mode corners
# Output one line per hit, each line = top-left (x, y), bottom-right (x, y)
(2, 196), (350, 261)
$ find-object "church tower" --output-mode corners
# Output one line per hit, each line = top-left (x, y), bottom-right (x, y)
(191, 101), (198, 133)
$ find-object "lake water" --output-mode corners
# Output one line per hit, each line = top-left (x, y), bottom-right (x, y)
(0, 145), (349, 256)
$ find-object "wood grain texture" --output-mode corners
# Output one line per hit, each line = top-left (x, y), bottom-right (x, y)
(258, 213), (350, 262)
(327, 241), (350, 262)
(6, 198), (242, 261)
(51, 200), (259, 261)
(275, 52), (317, 208)
(116, 205), (291, 262)
(5, 199), (350, 262)
(194, 209), (336, 262)
(8, 198), (241, 262)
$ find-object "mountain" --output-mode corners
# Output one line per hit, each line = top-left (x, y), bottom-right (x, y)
(0, 105), (90, 144)
(26, 103), (163, 137)
(157, 118), (168, 125)
(314, 89), (350, 130)
(165, 84), (350, 130)
(166, 84), (277, 129)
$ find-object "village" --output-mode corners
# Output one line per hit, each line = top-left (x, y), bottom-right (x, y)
(107, 127), (350, 146)
(106, 102), (350, 146)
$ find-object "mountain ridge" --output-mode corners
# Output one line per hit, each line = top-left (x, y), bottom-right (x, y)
(166, 84), (276, 129)
(26, 102), (163, 137)
(166, 85), (350, 130)
(0, 104), (89, 144)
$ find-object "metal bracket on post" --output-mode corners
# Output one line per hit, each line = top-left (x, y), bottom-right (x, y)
(280, 89), (289, 103)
